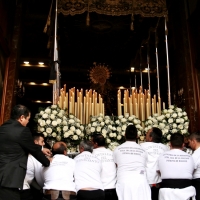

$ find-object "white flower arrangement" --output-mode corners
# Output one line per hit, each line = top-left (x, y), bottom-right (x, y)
(85, 113), (143, 150)
(34, 105), (85, 151)
(144, 105), (189, 143)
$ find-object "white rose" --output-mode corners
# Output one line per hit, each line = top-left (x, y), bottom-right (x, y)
(46, 119), (51, 125)
(51, 105), (57, 109)
(64, 132), (70, 138)
(122, 125), (127, 131)
(40, 120), (46, 127)
(176, 119), (181, 123)
(52, 132), (57, 137)
(102, 129), (107, 134)
(98, 117), (103, 122)
(92, 122), (97, 127)
(122, 132), (125, 136)
(109, 133), (114, 137)
(117, 127), (122, 132)
(56, 136), (61, 141)
(39, 127), (45, 132)
(40, 111), (44, 115)
(184, 125), (189, 129)
(168, 118), (173, 123)
(128, 116), (134, 121)
(38, 119), (42, 123)
(178, 124), (183, 129)
(102, 132), (106, 138)
(173, 123), (177, 128)
(121, 118), (127, 123)
(52, 110), (58, 115)
(125, 113), (129, 118)
(63, 120), (67, 125)
(112, 127), (116, 131)
(43, 132), (47, 137)
(88, 123), (91, 128)
(171, 129), (177, 133)
(138, 131), (141, 136)
(172, 113), (177, 118)
(159, 123), (165, 129)
(167, 134), (171, 140)
(183, 111), (187, 116)
(97, 126), (101, 132)
(153, 124), (158, 128)
(45, 108), (51, 114)
(133, 119), (139, 124)
(100, 122), (105, 126)
(57, 118), (62, 124)
(50, 114), (55, 120)
(91, 127), (95, 133)
(148, 120), (152, 125)
(46, 128), (52, 134)
(69, 115), (74, 119)
(180, 118), (184, 123)
(99, 113), (103, 117)
(166, 113), (170, 118)
(105, 119), (110, 124)
(163, 109), (168, 114)
(52, 121), (57, 126)
(58, 112), (63, 117)
(169, 105), (174, 109)
(118, 115), (123, 119)
(115, 120), (120, 125)
(178, 112), (182, 117)
(184, 116), (188, 120)
(117, 135), (122, 140)
(68, 130), (74, 135)
(70, 126), (75, 131)
(73, 135), (78, 140)
(136, 124), (140, 129)
(63, 126), (68, 131)
(69, 119), (75, 124)
(80, 133), (84, 137)
(181, 129), (187, 134)
(80, 125), (84, 131)
(57, 127), (61, 132)
(113, 133), (117, 138)
(76, 129), (81, 135)
(42, 113), (48, 119)
(106, 138), (111, 143)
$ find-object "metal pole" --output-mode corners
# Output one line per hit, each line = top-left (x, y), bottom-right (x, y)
(147, 43), (151, 95)
(165, 16), (171, 106)
(53, 0), (60, 104)
(155, 29), (160, 98)
(140, 47), (143, 90)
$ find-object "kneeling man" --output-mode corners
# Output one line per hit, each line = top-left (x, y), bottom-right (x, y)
(42, 142), (76, 200)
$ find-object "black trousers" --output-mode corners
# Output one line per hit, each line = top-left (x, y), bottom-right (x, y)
(104, 189), (118, 200)
(0, 186), (20, 200)
(20, 189), (33, 200)
(151, 186), (160, 200)
(192, 178), (200, 200)
(77, 189), (104, 200)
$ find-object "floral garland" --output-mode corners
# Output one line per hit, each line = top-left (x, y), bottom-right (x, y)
(34, 105), (85, 151)
(85, 113), (143, 150)
(144, 105), (189, 144)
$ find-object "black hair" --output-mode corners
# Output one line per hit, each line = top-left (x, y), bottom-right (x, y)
(92, 133), (105, 146)
(189, 132), (200, 142)
(125, 124), (137, 141)
(33, 133), (44, 141)
(11, 104), (30, 120)
(170, 133), (184, 148)
(80, 140), (93, 153)
(149, 127), (162, 143)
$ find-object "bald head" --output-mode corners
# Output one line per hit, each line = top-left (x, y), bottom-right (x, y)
(52, 142), (67, 156)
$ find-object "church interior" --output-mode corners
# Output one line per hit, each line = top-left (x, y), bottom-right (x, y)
(0, 0), (200, 133)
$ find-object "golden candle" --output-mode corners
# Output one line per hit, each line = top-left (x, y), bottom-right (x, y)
(136, 103), (138, 118)
(80, 102), (83, 124)
(86, 102), (88, 124)
(163, 102), (165, 110)
(152, 102), (154, 115)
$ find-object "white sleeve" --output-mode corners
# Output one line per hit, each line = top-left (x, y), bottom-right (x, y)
(26, 156), (35, 184)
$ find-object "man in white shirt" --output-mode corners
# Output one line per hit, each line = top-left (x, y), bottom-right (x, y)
(92, 134), (118, 200)
(74, 140), (104, 200)
(42, 141), (76, 200)
(140, 127), (169, 200)
(21, 133), (46, 200)
(157, 133), (196, 200)
(188, 132), (200, 200)
(113, 124), (151, 200)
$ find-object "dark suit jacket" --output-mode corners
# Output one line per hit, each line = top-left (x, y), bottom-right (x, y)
(0, 119), (50, 189)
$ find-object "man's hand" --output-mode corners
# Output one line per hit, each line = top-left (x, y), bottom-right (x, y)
(42, 148), (52, 157)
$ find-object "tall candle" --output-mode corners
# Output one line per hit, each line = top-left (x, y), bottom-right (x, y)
(163, 102), (165, 110)
(80, 102), (83, 124)
(152, 102), (154, 115)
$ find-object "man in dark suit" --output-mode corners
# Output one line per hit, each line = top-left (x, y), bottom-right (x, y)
(0, 104), (51, 200)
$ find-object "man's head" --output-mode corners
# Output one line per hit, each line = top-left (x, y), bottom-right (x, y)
(11, 104), (31, 127)
(188, 132), (200, 151)
(33, 133), (45, 146)
(146, 127), (162, 143)
(125, 124), (137, 141)
(91, 134), (105, 149)
(79, 140), (93, 153)
(170, 133), (184, 149)
(52, 142), (67, 156)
